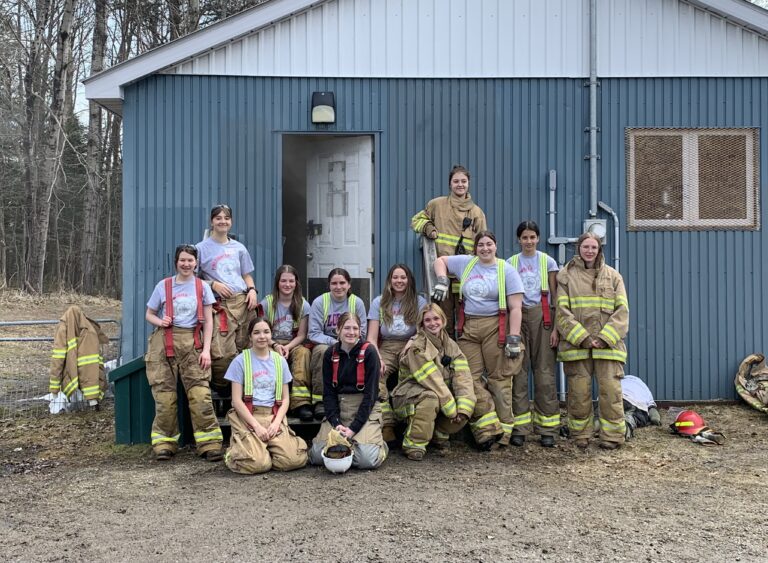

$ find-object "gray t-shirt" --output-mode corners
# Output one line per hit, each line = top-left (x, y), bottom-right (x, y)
(308, 294), (367, 345)
(195, 237), (254, 294)
(146, 277), (215, 328)
(368, 294), (428, 340)
(224, 350), (293, 407)
(444, 255), (523, 316)
(508, 251), (559, 307)
(258, 297), (311, 341)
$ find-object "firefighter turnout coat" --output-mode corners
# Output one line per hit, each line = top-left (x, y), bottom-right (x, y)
(49, 305), (109, 402)
(410, 194), (487, 257)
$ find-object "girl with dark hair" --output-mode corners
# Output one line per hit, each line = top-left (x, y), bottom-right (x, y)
(145, 244), (223, 462)
(223, 316), (308, 474)
(507, 220), (561, 448)
(557, 233), (629, 450)
(259, 265), (313, 421)
(411, 164), (487, 335)
(433, 230), (524, 450)
(308, 312), (387, 469)
(196, 204), (258, 393)
(366, 264), (427, 441)
(307, 268), (367, 419)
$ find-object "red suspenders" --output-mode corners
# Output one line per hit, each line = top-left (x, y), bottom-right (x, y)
(332, 342), (370, 390)
(163, 277), (204, 358)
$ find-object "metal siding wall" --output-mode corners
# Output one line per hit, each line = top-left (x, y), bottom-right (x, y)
(601, 77), (768, 401)
(122, 74), (766, 401)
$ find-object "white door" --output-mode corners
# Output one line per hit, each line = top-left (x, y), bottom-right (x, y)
(305, 136), (374, 299)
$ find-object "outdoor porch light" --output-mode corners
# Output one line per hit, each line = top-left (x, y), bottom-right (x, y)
(311, 91), (335, 124)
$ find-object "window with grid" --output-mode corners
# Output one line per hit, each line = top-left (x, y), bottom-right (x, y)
(626, 128), (760, 231)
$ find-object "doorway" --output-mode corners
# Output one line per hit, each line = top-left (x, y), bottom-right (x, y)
(281, 134), (374, 304)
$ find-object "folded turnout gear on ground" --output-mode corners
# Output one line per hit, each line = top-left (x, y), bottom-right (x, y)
(734, 354), (768, 415)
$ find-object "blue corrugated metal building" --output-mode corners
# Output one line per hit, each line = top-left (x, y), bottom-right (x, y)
(85, 0), (768, 401)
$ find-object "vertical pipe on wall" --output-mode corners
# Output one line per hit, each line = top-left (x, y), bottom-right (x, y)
(588, 0), (598, 218)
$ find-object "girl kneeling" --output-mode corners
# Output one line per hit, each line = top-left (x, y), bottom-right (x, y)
(224, 317), (308, 474)
(309, 313), (388, 469)
(393, 304), (476, 460)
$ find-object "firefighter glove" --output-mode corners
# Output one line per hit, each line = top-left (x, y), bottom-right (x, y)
(431, 276), (450, 302)
(504, 335), (521, 359)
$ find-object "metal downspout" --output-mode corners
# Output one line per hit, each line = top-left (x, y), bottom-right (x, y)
(588, 0), (598, 218)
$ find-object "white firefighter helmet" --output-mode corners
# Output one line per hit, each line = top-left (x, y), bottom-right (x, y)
(322, 445), (353, 474)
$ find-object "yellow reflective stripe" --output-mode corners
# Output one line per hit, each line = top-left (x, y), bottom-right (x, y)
(290, 386), (311, 399)
(311, 394), (324, 403)
(441, 398), (457, 418)
(380, 402), (393, 414)
(52, 348), (66, 357)
(81, 384), (101, 394)
(557, 295), (570, 307)
(539, 252), (549, 291)
(451, 358), (469, 371)
(557, 349), (590, 361)
(434, 430), (449, 440)
(394, 403), (416, 419)
(592, 349), (627, 362)
(459, 257), (480, 297)
(272, 351), (283, 402)
(675, 421), (695, 427)
(437, 233), (462, 244)
(411, 211), (431, 233)
(77, 354), (102, 366)
(412, 361), (438, 383)
(63, 378), (80, 397)
(568, 416), (592, 431)
(470, 411), (500, 429)
(67, 337), (78, 350)
(322, 292), (330, 322)
(599, 417), (626, 433)
(565, 324), (588, 346)
(615, 295), (629, 310)
(570, 296), (615, 309)
(457, 397), (476, 412)
(534, 413), (561, 428)
(194, 429), (223, 443)
(514, 411), (532, 425)
(49, 380), (61, 390)
(599, 325), (621, 345)
(495, 259), (505, 309)
(403, 435), (429, 450)
(500, 422), (514, 434)
(242, 350), (253, 397)
(151, 433), (181, 445)
(264, 294), (276, 323)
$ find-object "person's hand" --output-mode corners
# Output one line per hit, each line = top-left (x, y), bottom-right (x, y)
(267, 418), (282, 439)
(274, 343), (289, 358)
(198, 350), (211, 369)
(379, 358), (387, 375)
(425, 226), (438, 240)
(252, 423), (270, 442)
(591, 338), (607, 349)
(504, 335), (521, 359)
(335, 424), (355, 439)
(431, 276), (450, 302)
(159, 315), (172, 328)
(246, 289), (258, 310)
(549, 329), (559, 349)
(212, 281), (234, 299)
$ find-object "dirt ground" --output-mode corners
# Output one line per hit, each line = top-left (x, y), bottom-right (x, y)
(1, 293), (766, 562)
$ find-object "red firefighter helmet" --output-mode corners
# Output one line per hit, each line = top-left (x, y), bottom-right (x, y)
(671, 410), (707, 436)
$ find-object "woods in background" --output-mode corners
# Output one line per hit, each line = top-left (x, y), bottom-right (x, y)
(0, 0), (268, 295)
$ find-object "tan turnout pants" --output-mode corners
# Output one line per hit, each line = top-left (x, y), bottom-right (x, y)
(512, 305), (560, 437)
(224, 406), (308, 474)
(377, 339), (408, 431)
(564, 358), (625, 444)
(309, 395), (388, 469)
(459, 315), (524, 446)
(210, 293), (255, 391)
(275, 340), (312, 409)
(392, 382), (467, 454)
(144, 328), (223, 456)
(309, 344), (330, 405)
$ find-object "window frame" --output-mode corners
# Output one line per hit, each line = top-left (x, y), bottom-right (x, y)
(626, 127), (760, 231)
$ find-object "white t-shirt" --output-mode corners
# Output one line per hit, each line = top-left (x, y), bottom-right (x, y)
(508, 251), (559, 307)
(195, 237), (254, 294)
(224, 350), (293, 407)
(146, 277), (215, 328)
(259, 297), (311, 341)
(444, 255), (524, 316)
(368, 294), (428, 340)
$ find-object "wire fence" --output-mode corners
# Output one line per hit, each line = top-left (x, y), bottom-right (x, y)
(0, 319), (121, 419)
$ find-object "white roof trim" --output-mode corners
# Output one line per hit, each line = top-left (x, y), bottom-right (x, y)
(686, 0), (768, 36)
(84, 0), (325, 111)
